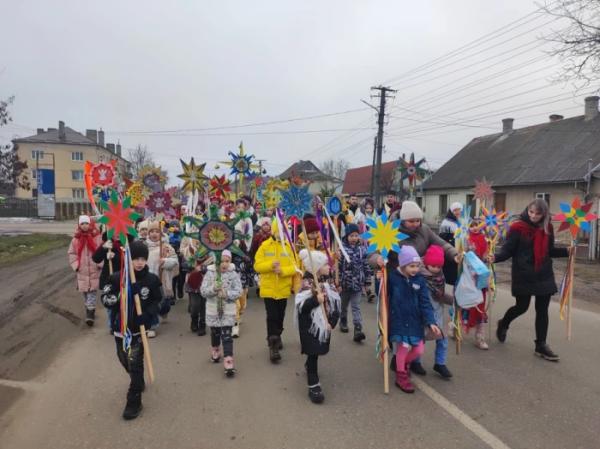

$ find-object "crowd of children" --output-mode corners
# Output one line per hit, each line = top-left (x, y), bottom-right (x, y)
(68, 193), (564, 419)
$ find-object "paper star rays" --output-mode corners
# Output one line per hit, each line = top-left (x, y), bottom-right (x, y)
(361, 213), (408, 259)
(554, 197), (598, 239)
(278, 184), (313, 218)
(178, 158), (208, 193)
(97, 190), (141, 245)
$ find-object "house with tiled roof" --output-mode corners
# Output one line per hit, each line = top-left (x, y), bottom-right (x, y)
(278, 160), (343, 195)
(13, 121), (131, 201)
(421, 97), (600, 247)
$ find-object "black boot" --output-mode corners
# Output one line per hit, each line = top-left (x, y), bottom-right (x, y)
(433, 364), (453, 379)
(496, 319), (508, 343)
(308, 384), (325, 404)
(122, 390), (143, 420)
(340, 318), (349, 333)
(85, 309), (95, 327)
(353, 324), (366, 342)
(197, 324), (206, 336)
(535, 342), (560, 361)
(410, 361), (427, 376)
(268, 336), (281, 362)
(190, 315), (199, 333)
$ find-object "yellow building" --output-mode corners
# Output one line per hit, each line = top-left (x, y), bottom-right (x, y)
(13, 121), (131, 200)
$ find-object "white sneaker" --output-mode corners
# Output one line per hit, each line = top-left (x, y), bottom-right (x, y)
(475, 335), (489, 350)
(147, 329), (156, 338)
(232, 323), (240, 338)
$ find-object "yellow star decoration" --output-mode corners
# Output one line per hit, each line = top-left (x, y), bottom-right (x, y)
(178, 158), (208, 192)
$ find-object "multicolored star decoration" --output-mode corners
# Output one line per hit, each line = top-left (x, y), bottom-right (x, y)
(182, 205), (249, 270)
(97, 191), (141, 245)
(146, 191), (173, 215)
(361, 213), (407, 259)
(178, 158), (208, 193)
(554, 197), (598, 239)
(278, 184), (313, 218)
(138, 166), (166, 193)
(398, 153), (428, 191)
(555, 197), (598, 339)
(126, 181), (145, 207)
(209, 175), (232, 200)
(90, 161), (117, 187)
(473, 178), (495, 205)
(454, 205), (473, 254)
(227, 142), (257, 177)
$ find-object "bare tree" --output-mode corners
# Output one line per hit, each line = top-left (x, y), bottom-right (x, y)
(319, 158), (350, 181)
(127, 144), (155, 176)
(0, 97), (30, 195)
(542, 0), (600, 88)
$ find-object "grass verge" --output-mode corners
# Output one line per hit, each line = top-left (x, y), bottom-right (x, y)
(0, 233), (71, 267)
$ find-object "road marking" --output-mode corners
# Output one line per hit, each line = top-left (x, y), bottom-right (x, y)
(413, 378), (512, 449)
(0, 378), (43, 392)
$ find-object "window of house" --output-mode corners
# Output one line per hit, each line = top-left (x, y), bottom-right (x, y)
(71, 151), (84, 161)
(72, 170), (84, 181)
(72, 188), (85, 199)
(494, 193), (507, 211)
(535, 192), (550, 208)
(31, 169), (37, 179)
(466, 194), (476, 217)
(31, 150), (44, 160)
(439, 194), (448, 216)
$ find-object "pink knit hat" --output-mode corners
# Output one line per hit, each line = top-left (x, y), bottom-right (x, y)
(423, 245), (444, 267)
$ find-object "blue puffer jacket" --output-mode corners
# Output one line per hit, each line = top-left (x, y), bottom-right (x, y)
(388, 269), (436, 339)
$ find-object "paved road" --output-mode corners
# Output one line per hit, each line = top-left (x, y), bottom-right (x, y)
(1, 282), (599, 449)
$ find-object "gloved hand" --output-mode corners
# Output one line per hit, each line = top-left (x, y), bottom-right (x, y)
(133, 312), (152, 328)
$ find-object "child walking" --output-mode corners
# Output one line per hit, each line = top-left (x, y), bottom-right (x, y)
(339, 223), (372, 342)
(186, 256), (209, 336)
(295, 249), (340, 404)
(421, 245), (454, 379)
(200, 250), (242, 377)
(68, 215), (103, 326)
(465, 219), (490, 350)
(100, 241), (162, 420)
(388, 246), (441, 393)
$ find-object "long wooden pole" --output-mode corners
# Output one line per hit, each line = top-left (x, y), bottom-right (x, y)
(380, 262), (390, 394)
(127, 247), (156, 384)
(567, 241), (576, 341)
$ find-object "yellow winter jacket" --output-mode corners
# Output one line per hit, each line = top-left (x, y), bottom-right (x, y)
(254, 237), (298, 300)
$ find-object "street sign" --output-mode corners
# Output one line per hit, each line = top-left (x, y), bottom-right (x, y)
(37, 169), (55, 218)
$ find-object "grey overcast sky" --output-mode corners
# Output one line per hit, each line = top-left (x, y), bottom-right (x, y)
(0, 0), (592, 181)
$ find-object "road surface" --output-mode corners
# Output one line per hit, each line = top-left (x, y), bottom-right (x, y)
(0, 263), (599, 449)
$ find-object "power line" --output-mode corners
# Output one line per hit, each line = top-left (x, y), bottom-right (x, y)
(106, 107), (369, 135)
(109, 127), (375, 138)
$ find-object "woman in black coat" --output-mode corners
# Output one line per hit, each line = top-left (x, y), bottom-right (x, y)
(493, 199), (569, 361)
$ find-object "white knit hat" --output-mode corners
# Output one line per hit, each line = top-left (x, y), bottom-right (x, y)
(450, 202), (463, 212)
(78, 215), (91, 225)
(400, 201), (423, 220)
(299, 249), (328, 274)
(258, 217), (272, 227)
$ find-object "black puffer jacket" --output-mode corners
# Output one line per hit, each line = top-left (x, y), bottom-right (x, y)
(495, 211), (568, 297)
(101, 266), (162, 335)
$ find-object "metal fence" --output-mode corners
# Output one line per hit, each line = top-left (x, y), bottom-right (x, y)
(0, 197), (37, 217)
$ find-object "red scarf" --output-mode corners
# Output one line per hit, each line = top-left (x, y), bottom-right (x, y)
(510, 220), (550, 272)
(74, 223), (99, 265)
(468, 230), (488, 259)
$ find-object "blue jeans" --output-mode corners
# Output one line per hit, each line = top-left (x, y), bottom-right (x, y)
(434, 337), (448, 365)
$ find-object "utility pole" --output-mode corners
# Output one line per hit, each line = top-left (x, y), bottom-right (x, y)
(371, 85), (396, 209)
(370, 135), (377, 198)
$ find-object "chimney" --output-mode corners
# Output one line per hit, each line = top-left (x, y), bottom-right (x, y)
(37, 128), (44, 134)
(116, 143), (122, 157)
(106, 143), (116, 153)
(58, 121), (66, 141)
(502, 118), (514, 133)
(549, 114), (563, 122)
(85, 129), (98, 143)
(584, 96), (599, 121)
(98, 129), (105, 147)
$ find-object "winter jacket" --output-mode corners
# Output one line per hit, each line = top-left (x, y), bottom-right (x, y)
(92, 233), (131, 288)
(439, 211), (460, 285)
(68, 231), (103, 292)
(377, 201), (401, 217)
(146, 238), (179, 297)
(339, 240), (372, 292)
(254, 237), (298, 300)
(294, 278), (340, 355)
(200, 264), (242, 327)
(388, 269), (436, 340)
(495, 212), (568, 297)
(371, 222), (458, 271)
(101, 266), (162, 335)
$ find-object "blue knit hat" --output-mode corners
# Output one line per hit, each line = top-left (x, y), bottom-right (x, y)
(345, 223), (360, 236)
(398, 245), (421, 267)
